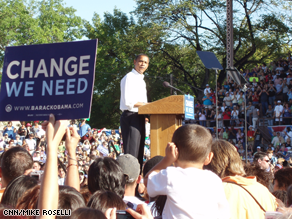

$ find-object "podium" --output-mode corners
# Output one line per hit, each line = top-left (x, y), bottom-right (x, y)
(139, 95), (184, 157)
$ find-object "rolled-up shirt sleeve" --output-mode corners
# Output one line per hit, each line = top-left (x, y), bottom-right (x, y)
(120, 69), (147, 112)
(121, 73), (136, 111)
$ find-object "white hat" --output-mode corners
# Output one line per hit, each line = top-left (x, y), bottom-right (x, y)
(257, 146), (261, 149)
(277, 100), (281, 103)
(206, 84), (209, 86)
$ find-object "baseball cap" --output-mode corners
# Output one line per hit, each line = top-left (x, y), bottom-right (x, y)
(206, 84), (209, 86)
(277, 100), (281, 103)
(26, 123), (32, 127)
(117, 154), (140, 183)
(257, 146), (261, 149)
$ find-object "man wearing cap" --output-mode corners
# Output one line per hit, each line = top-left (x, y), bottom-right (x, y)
(117, 154), (145, 210)
(274, 100), (284, 125)
(253, 146), (262, 156)
(204, 84), (211, 96)
(120, 54), (149, 169)
(32, 121), (40, 133)
(25, 123), (35, 138)
(202, 93), (213, 107)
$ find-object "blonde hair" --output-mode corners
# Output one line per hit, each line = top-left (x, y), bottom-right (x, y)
(205, 139), (246, 178)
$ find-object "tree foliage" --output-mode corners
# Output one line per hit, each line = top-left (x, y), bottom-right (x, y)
(0, 0), (83, 66)
(84, 10), (176, 128)
(134, 0), (292, 95)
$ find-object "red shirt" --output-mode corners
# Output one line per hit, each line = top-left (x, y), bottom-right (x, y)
(252, 95), (259, 102)
(247, 130), (255, 138)
(223, 111), (231, 119)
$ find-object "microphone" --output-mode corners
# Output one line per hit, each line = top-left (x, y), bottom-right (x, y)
(163, 81), (185, 94)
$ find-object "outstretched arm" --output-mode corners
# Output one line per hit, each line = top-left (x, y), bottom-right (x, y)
(144, 142), (178, 187)
(37, 114), (68, 219)
(64, 126), (80, 191)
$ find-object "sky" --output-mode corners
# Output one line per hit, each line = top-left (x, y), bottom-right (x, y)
(63, 0), (137, 22)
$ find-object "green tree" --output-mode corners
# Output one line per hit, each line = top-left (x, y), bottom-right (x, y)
(0, 0), (83, 66)
(84, 9), (174, 128)
(134, 0), (292, 96)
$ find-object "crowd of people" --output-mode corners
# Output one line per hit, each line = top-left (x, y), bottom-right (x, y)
(1, 56), (292, 218)
(0, 118), (152, 191)
(0, 118), (292, 219)
(187, 55), (292, 169)
(196, 56), (292, 129)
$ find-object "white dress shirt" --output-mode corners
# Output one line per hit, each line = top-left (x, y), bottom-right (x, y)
(120, 69), (147, 112)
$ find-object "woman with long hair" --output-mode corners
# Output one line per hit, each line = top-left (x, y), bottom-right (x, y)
(205, 139), (277, 219)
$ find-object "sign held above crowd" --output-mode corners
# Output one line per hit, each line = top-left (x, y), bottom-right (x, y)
(0, 39), (98, 121)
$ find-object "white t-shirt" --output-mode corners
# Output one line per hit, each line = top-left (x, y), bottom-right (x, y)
(145, 123), (150, 137)
(15, 139), (23, 146)
(204, 87), (211, 95)
(285, 131), (292, 143)
(25, 138), (36, 151)
(123, 196), (145, 210)
(147, 167), (230, 219)
(274, 105), (284, 121)
(199, 112), (206, 120)
(231, 110), (239, 117)
(36, 128), (45, 139)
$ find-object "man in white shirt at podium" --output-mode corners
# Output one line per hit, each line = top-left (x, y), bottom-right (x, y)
(120, 54), (149, 170)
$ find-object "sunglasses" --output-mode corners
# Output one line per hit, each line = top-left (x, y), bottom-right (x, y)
(264, 159), (270, 163)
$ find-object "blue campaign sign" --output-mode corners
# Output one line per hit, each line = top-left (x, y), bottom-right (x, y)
(0, 40), (98, 121)
(184, 94), (194, 120)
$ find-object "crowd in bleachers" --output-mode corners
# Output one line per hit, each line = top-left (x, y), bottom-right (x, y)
(184, 55), (292, 165)
(195, 56), (292, 128)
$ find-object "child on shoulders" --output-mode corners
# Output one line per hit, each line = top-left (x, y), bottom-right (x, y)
(145, 124), (230, 219)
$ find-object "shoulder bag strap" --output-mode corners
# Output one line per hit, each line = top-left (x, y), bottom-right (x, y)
(226, 181), (266, 212)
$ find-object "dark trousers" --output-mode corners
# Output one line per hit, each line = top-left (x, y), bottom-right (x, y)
(120, 111), (145, 172)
